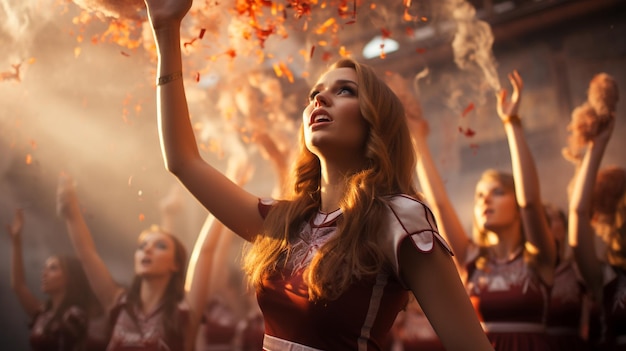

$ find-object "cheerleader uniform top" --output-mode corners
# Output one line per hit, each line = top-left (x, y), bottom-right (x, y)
(29, 306), (89, 351)
(601, 265), (626, 349)
(466, 245), (552, 350)
(105, 293), (189, 351)
(255, 194), (453, 351)
(545, 259), (589, 350)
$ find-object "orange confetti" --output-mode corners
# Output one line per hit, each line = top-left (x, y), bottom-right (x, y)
(74, 47), (81, 58)
(139, 213), (145, 222)
(381, 28), (392, 39)
(315, 18), (336, 35)
(403, 9), (414, 22)
(458, 126), (476, 137)
(462, 102), (475, 117)
(128, 175), (133, 186)
(195, 72), (201, 82)
(310, 45), (316, 59)
(339, 46), (350, 57)
(120, 51), (130, 57)
(224, 49), (237, 58)
(25, 154), (32, 165)
(199, 28), (206, 39)
(183, 38), (197, 49)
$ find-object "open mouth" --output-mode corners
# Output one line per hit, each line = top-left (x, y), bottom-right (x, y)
(310, 109), (332, 126)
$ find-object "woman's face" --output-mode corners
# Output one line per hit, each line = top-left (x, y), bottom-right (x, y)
(41, 257), (67, 295)
(134, 231), (179, 278)
(474, 179), (519, 232)
(302, 67), (368, 159)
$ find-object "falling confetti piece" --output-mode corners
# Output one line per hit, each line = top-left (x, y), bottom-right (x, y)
(381, 28), (392, 39)
(462, 102), (475, 117)
(25, 154), (32, 165)
(458, 126), (476, 137)
(139, 213), (145, 222)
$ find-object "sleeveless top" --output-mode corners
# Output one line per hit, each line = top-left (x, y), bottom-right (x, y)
(466, 247), (552, 350)
(600, 265), (626, 350)
(106, 294), (189, 351)
(256, 194), (453, 351)
(545, 259), (589, 350)
(200, 298), (238, 351)
(29, 306), (88, 351)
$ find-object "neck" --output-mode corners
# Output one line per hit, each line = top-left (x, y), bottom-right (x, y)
(491, 225), (524, 260)
(139, 275), (171, 314)
(318, 157), (366, 213)
(49, 291), (65, 311)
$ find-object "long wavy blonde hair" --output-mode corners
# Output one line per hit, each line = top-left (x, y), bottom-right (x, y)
(243, 58), (419, 301)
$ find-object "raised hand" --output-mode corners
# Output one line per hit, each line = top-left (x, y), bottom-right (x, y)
(144, 0), (193, 30)
(6, 208), (24, 242)
(56, 173), (80, 219)
(497, 70), (523, 121)
(592, 115), (615, 147)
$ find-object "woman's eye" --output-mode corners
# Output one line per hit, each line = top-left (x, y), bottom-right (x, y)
(338, 87), (354, 95)
(155, 241), (168, 250)
(308, 91), (319, 101)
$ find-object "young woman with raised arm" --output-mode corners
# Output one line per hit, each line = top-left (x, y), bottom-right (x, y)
(143, 0), (493, 350)
(410, 71), (557, 350)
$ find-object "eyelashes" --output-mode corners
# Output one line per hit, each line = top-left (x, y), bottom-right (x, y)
(307, 86), (356, 102)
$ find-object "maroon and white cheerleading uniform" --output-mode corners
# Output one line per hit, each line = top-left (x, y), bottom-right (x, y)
(546, 259), (589, 350)
(29, 306), (88, 351)
(600, 265), (626, 350)
(256, 194), (452, 351)
(466, 247), (552, 350)
(106, 294), (188, 351)
(387, 307), (445, 351)
(200, 298), (238, 351)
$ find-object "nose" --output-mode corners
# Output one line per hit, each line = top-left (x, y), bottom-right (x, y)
(313, 92), (328, 107)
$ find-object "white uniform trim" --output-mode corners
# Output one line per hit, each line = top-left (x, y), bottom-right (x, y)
(263, 334), (325, 351)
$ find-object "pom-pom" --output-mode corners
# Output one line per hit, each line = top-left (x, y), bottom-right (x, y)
(562, 73), (619, 164)
(588, 73), (619, 117)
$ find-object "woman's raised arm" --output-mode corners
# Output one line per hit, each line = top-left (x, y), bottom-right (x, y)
(6, 209), (42, 318)
(56, 173), (123, 312)
(568, 120), (614, 300)
(498, 71), (556, 283)
(411, 118), (473, 267)
(144, 0), (262, 240)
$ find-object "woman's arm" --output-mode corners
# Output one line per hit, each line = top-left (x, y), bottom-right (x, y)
(184, 159), (253, 350)
(144, 0), (262, 241)
(568, 120), (614, 300)
(6, 209), (42, 318)
(184, 215), (224, 351)
(411, 118), (472, 267)
(498, 71), (556, 283)
(56, 174), (122, 312)
(398, 240), (493, 351)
